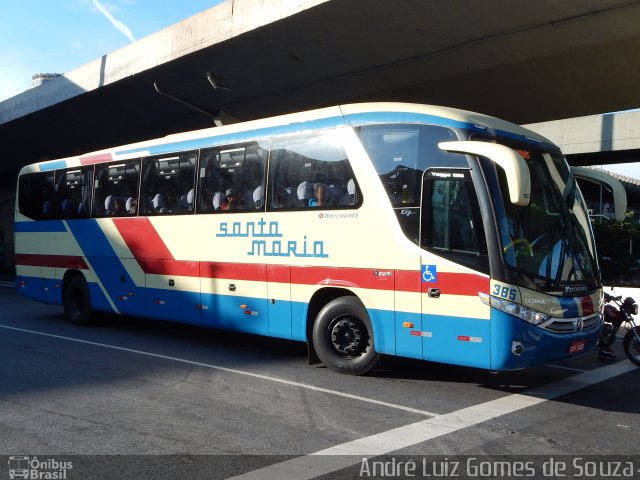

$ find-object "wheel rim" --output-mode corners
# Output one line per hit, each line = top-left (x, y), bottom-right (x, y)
(328, 315), (369, 358)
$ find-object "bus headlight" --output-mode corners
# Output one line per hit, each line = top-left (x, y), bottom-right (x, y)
(479, 293), (550, 325)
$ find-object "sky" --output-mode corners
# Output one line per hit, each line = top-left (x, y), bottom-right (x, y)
(595, 162), (640, 180)
(0, 0), (224, 101)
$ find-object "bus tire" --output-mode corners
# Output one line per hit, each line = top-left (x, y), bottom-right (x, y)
(312, 296), (380, 375)
(63, 274), (94, 326)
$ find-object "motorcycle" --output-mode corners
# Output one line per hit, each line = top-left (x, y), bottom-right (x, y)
(599, 291), (640, 366)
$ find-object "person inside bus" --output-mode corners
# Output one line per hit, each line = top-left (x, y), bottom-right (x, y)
(60, 198), (75, 218)
(212, 191), (224, 210)
(42, 200), (54, 218)
(112, 198), (127, 216)
(127, 197), (138, 215)
(221, 188), (242, 210)
(340, 179), (358, 205)
(152, 193), (169, 213)
(309, 182), (327, 207)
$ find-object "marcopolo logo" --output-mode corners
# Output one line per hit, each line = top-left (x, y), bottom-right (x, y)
(7, 456), (73, 480)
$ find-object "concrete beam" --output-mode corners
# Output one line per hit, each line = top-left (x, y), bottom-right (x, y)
(524, 110), (640, 155)
(0, 0), (328, 124)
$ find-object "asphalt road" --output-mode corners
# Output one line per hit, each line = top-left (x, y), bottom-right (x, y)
(1, 278), (639, 479)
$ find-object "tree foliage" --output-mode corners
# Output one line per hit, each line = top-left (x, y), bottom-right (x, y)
(591, 212), (640, 286)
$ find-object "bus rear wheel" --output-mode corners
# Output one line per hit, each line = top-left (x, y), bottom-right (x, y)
(64, 274), (94, 326)
(312, 296), (380, 375)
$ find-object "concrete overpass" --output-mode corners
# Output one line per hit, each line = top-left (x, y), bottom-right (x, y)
(3, 0), (640, 175)
(2, 0), (640, 268)
(525, 110), (640, 214)
(525, 110), (640, 167)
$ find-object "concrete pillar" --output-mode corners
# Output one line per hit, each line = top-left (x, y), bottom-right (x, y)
(0, 189), (15, 273)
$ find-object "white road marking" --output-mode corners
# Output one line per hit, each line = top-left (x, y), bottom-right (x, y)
(543, 363), (587, 373)
(0, 281), (15, 288)
(0, 324), (437, 417)
(229, 361), (638, 480)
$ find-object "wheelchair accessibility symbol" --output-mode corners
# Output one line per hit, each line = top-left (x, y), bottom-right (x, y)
(421, 265), (436, 283)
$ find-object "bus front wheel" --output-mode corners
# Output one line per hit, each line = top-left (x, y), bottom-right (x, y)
(312, 296), (380, 375)
(64, 274), (94, 326)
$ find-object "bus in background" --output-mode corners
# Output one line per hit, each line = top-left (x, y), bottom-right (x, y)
(14, 103), (625, 375)
(572, 167), (640, 298)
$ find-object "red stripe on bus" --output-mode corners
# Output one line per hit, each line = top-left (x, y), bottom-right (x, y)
(579, 296), (595, 316)
(396, 270), (489, 296)
(395, 270), (421, 291)
(267, 264), (290, 283)
(420, 272), (489, 296)
(112, 218), (174, 260)
(80, 153), (113, 165)
(138, 258), (200, 277)
(15, 253), (88, 270)
(291, 266), (395, 289)
(113, 218), (268, 280)
(109, 218), (487, 294)
(201, 262), (266, 281)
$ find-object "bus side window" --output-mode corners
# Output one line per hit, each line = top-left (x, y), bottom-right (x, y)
(94, 160), (140, 217)
(267, 131), (360, 211)
(55, 167), (93, 219)
(141, 152), (196, 215)
(18, 171), (55, 220)
(198, 142), (268, 213)
(422, 170), (489, 274)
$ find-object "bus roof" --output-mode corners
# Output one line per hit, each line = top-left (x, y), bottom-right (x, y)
(23, 102), (554, 174)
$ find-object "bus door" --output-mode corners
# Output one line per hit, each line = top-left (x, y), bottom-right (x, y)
(200, 263), (270, 335)
(420, 169), (492, 369)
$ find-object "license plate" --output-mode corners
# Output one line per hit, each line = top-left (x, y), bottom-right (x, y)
(569, 339), (587, 353)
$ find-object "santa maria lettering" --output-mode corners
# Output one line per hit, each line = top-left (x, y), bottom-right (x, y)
(216, 218), (329, 258)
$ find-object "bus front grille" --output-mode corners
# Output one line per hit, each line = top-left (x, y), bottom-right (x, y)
(542, 313), (602, 333)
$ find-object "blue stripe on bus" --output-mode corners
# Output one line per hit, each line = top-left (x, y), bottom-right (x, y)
(490, 308), (600, 370)
(66, 219), (119, 259)
(116, 116), (347, 157)
(65, 219), (142, 314)
(147, 287), (201, 326)
(557, 296), (579, 318)
(343, 111), (477, 130)
(423, 313), (492, 369)
(368, 307), (396, 356)
(39, 160), (68, 171)
(15, 221), (68, 233)
(15, 275), (44, 303)
(86, 281), (112, 313)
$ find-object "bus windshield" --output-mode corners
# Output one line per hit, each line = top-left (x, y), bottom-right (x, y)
(491, 145), (598, 294)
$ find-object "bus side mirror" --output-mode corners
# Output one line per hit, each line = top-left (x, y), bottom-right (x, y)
(438, 141), (531, 206)
(571, 166), (627, 221)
